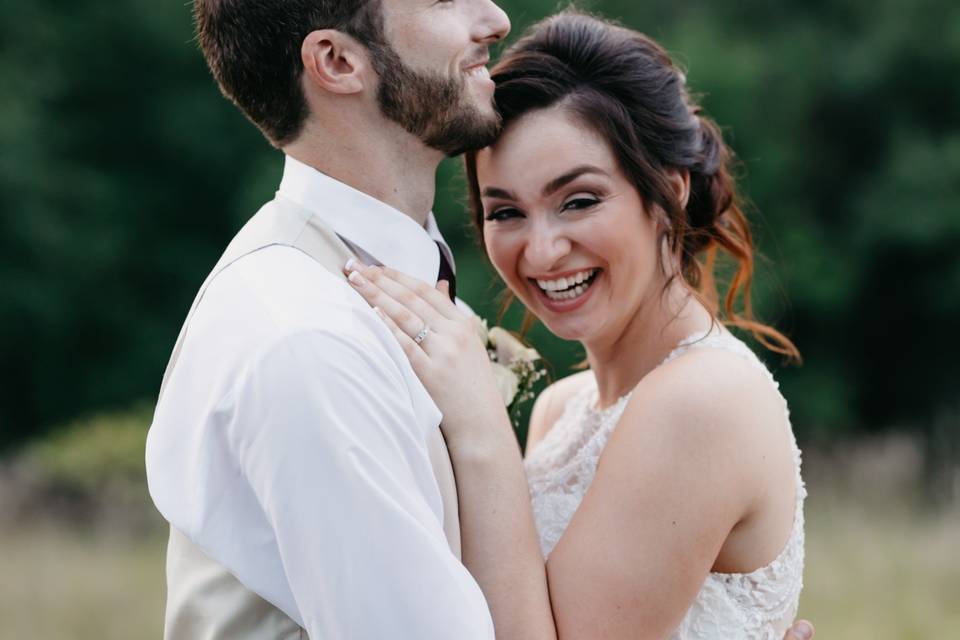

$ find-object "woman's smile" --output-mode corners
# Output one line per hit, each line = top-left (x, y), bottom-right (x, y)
(528, 267), (603, 311)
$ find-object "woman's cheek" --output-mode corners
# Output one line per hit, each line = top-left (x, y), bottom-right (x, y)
(485, 230), (517, 282)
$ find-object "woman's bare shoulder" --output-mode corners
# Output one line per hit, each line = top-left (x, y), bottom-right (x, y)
(629, 345), (784, 445)
(612, 344), (792, 514)
(524, 370), (594, 455)
(613, 344), (797, 571)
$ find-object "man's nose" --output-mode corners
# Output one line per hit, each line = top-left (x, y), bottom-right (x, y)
(475, 0), (511, 44)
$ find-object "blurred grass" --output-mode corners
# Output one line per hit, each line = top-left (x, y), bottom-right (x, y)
(0, 526), (166, 639)
(803, 506), (960, 638)
(799, 437), (960, 638)
(0, 408), (957, 639)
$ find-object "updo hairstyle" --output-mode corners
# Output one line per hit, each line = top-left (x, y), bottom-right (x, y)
(465, 9), (799, 360)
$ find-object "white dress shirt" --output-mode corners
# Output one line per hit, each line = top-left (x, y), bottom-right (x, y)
(146, 156), (494, 638)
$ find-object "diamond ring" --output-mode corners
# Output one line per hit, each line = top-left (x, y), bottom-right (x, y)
(414, 325), (431, 345)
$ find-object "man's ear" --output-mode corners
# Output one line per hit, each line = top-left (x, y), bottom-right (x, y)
(301, 29), (369, 95)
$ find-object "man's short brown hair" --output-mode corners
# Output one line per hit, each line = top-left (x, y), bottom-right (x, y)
(194, 0), (383, 147)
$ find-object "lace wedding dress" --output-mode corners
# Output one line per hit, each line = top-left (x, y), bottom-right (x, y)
(524, 331), (805, 639)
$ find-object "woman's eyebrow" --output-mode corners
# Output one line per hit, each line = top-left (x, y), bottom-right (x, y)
(480, 165), (608, 201)
(481, 186), (518, 200)
(542, 165), (607, 197)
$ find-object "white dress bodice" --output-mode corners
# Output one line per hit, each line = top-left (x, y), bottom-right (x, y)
(523, 331), (805, 639)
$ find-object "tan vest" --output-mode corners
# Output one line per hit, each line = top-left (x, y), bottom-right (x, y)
(158, 197), (461, 639)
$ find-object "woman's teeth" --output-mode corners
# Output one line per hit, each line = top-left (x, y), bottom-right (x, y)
(536, 269), (599, 301)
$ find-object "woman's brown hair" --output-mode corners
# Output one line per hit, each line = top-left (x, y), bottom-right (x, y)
(465, 9), (800, 361)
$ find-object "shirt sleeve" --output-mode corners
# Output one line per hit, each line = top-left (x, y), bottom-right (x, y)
(229, 322), (495, 639)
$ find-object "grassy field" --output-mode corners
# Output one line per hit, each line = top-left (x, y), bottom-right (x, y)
(800, 438), (960, 638)
(2, 497), (957, 638)
(1, 413), (957, 639)
(802, 505), (960, 638)
(0, 525), (166, 638)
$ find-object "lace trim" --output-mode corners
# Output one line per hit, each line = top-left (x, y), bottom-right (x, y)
(524, 330), (805, 638)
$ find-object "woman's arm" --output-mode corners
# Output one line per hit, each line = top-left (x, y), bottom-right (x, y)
(449, 402), (558, 639)
(344, 263), (557, 639)
(546, 359), (758, 637)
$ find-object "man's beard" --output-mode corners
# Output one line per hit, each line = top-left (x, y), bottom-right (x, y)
(370, 42), (501, 157)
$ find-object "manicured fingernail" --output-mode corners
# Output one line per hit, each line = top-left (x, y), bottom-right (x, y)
(344, 258), (358, 272)
(793, 621), (813, 640)
(348, 270), (366, 286)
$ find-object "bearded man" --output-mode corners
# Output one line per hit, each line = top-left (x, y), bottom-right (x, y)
(146, 1), (510, 638)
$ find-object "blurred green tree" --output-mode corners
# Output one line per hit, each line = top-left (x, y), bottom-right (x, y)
(1, 0), (957, 450)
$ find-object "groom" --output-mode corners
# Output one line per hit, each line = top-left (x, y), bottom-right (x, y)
(146, 1), (512, 638)
(146, 1), (816, 639)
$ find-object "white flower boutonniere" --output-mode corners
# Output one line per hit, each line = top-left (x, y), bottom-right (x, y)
(474, 318), (546, 429)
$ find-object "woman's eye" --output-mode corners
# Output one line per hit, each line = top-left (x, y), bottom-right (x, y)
(562, 197), (600, 211)
(485, 207), (523, 222)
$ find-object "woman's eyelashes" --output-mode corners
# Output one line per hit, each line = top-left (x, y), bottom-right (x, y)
(485, 206), (523, 222)
(561, 195), (602, 211)
(484, 192), (603, 221)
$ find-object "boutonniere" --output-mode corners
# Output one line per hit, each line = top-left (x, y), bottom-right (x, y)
(474, 318), (546, 429)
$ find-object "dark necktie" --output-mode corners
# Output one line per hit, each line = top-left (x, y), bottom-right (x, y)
(436, 242), (457, 302)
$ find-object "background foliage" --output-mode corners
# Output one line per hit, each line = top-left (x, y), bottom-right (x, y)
(2, 2), (958, 638)
(1, 0), (958, 453)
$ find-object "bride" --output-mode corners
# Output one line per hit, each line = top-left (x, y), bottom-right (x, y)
(347, 10), (809, 640)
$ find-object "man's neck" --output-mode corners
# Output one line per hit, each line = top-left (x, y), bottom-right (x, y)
(283, 122), (442, 227)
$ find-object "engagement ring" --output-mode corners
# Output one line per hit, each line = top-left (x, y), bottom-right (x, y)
(414, 325), (431, 345)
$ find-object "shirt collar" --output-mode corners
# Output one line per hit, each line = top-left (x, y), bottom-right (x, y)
(277, 155), (454, 284)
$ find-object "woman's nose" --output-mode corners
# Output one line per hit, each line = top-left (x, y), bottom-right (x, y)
(523, 222), (571, 274)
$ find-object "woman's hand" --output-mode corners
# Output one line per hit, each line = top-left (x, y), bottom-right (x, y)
(344, 260), (513, 450)
(345, 262), (557, 640)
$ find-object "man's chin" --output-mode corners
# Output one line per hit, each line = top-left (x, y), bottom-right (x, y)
(426, 112), (501, 157)
(441, 129), (500, 157)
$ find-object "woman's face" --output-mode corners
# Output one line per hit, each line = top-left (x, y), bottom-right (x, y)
(476, 106), (665, 346)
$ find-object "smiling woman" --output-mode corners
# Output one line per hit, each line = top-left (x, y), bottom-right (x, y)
(473, 112), (664, 333)
(466, 18), (800, 360)
(464, 12), (800, 361)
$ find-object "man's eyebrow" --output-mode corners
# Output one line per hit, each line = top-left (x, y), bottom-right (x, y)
(542, 165), (608, 197)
